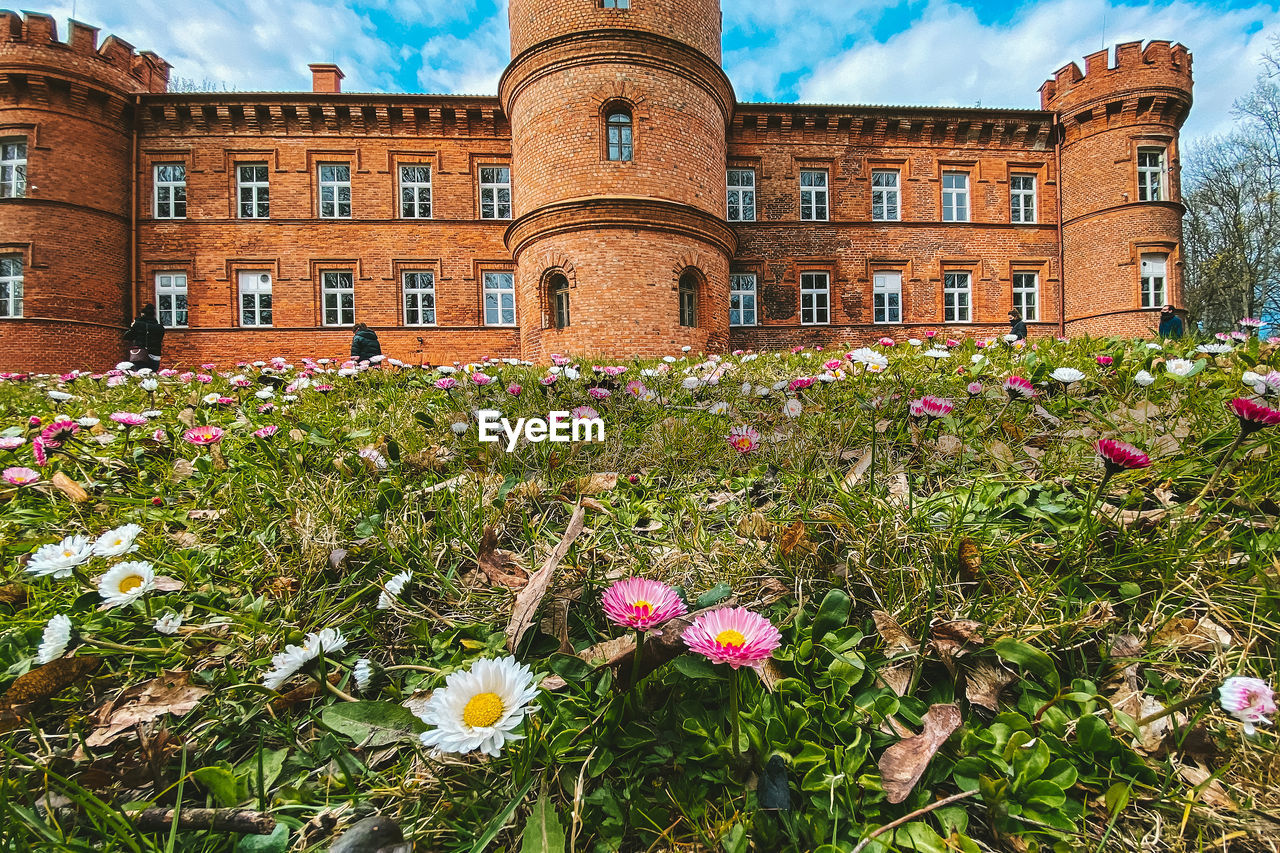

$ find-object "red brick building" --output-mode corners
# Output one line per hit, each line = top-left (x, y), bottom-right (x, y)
(0, 2), (1192, 370)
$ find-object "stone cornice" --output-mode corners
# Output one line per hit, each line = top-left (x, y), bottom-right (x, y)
(505, 197), (737, 258)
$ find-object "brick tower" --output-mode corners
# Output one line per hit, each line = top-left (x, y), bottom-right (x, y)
(1041, 41), (1192, 337)
(500, 0), (737, 359)
(0, 11), (168, 372)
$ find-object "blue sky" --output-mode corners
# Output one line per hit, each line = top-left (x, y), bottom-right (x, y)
(40, 0), (1280, 141)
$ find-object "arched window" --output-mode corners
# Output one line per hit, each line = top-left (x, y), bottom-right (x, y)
(606, 107), (633, 162)
(549, 274), (570, 329)
(679, 272), (699, 328)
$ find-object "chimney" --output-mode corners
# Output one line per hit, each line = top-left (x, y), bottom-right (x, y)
(309, 63), (345, 93)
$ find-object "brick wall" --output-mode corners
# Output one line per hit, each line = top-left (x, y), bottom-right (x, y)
(509, 0), (722, 61)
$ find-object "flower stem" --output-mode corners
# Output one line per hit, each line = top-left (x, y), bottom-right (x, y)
(1196, 430), (1246, 502)
(729, 666), (741, 758)
(321, 677), (358, 703)
(1134, 692), (1213, 728)
(631, 629), (645, 710)
(82, 638), (169, 655)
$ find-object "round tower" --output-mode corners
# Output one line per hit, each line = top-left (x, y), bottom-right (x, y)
(0, 11), (168, 372)
(500, 0), (736, 360)
(1042, 41), (1192, 338)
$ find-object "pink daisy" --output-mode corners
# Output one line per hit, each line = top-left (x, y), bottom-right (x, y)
(1219, 676), (1275, 736)
(788, 377), (814, 392)
(110, 412), (149, 428)
(254, 425), (280, 439)
(1096, 355), (1114, 367)
(588, 387), (611, 401)
(1095, 439), (1151, 473)
(726, 425), (760, 454)
(603, 366), (627, 378)
(3, 466), (40, 486)
(1003, 376), (1036, 399)
(683, 607), (781, 670)
(471, 372), (494, 386)
(602, 578), (688, 631)
(183, 426), (224, 446)
(1228, 398), (1280, 433)
(507, 383), (522, 396)
(570, 405), (600, 421)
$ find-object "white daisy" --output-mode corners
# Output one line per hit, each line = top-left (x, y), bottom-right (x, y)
(681, 377), (701, 390)
(1196, 343), (1234, 355)
(1165, 358), (1196, 378)
(154, 612), (183, 635)
(353, 658), (374, 691)
(1050, 367), (1085, 385)
(1134, 370), (1155, 387)
(262, 628), (348, 691)
(93, 524), (143, 558)
(37, 614), (73, 664)
(922, 348), (951, 359)
(47, 390), (74, 402)
(140, 378), (159, 392)
(783, 398), (803, 418)
(848, 348), (889, 370)
(708, 401), (731, 416)
(377, 570), (412, 609)
(77, 417), (101, 428)
(416, 656), (541, 757)
(27, 535), (94, 579)
(97, 561), (156, 608)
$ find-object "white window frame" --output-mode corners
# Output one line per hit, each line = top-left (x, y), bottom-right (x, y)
(800, 272), (830, 325)
(1012, 271), (1039, 322)
(318, 163), (352, 219)
(800, 170), (828, 221)
(1010, 174), (1036, 223)
(155, 272), (188, 328)
(873, 271), (902, 324)
(322, 270), (355, 327)
(871, 170), (900, 221)
(729, 273), (757, 326)
(403, 271), (436, 326)
(727, 169), (755, 222)
(479, 166), (512, 220)
(679, 275), (699, 328)
(483, 271), (516, 326)
(1, 139), (27, 198)
(942, 172), (969, 222)
(1140, 254), (1167, 308)
(0, 255), (23, 318)
(238, 271), (273, 327)
(153, 163), (186, 219)
(399, 165), (432, 219)
(944, 271), (971, 323)
(237, 163), (269, 219)
(1137, 148), (1165, 202)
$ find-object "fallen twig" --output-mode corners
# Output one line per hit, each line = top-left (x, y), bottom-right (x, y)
(850, 788), (980, 853)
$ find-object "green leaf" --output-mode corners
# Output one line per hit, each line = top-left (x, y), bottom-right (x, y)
(236, 823), (288, 853)
(671, 655), (721, 680)
(236, 747), (288, 795)
(891, 821), (950, 853)
(810, 589), (851, 644)
(471, 776), (536, 853)
(695, 583), (733, 609)
(191, 765), (242, 807)
(1074, 714), (1113, 753)
(520, 794), (566, 853)
(993, 638), (1060, 693)
(720, 823), (747, 853)
(1104, 781), (1131, 816)
(547, 653), (594, 682)
(322, 701), (427, 748)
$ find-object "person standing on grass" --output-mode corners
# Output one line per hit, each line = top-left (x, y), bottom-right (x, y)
(123, 303), (164, 371)
(351, 322), (382, 364)
(1008, 308), (1027, 341)
(1159, 305), (1184, 339)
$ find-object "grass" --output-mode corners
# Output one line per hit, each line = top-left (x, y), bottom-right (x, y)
(0, 334), (1278, 852)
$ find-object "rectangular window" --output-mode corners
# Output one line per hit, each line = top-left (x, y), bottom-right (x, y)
(237, 164), (269, 219)
(154, 164), (186, 219)
(1010, 174), (1036, 223)
(238, 271), (272, 327)
(322, 271), (355, 327)
(400, 165), (432, 219)
(800, 170), (828, 221)
(1140, 254), (1167, 308)
(679, 279), (698, 328)
(871, 170), (900, 221)
(403, 271), (436, 326)
(479, 166), (512, 220)
(1, 139), (27, 198)
(942, 172), (969, 222)
(873, 271), (902, 324)
(0, 255), (23, 318)
(483, 271), (516, 325)
(1137, 148), (1164, 202)
(601, 0), (629, 6)
(944, 271), (971, 322)
(727, 169), (755, 222)
(729, 273), (757, 326)
(800, 272), (830, 325)
(318, 164), (351, 219)
(155, 272), (188, 328)
(1012, 272), (1039, 322)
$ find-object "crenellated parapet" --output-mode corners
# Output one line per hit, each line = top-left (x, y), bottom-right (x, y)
(0, 11), (168, 98)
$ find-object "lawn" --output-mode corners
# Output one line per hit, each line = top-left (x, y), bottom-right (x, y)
(1, 333), (1278, 853)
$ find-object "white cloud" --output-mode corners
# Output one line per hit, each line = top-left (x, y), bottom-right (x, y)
(794, 0), (1280, 142)
(416, 0), (510, 95)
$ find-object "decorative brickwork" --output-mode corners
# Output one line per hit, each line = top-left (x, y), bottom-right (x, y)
(0, 3), (1192, 371)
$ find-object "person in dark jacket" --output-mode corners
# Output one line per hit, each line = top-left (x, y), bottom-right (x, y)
(351, 323), (382, 363)
(1008, 309), (1028, 341)
(1158, 305), (1184, 339)
(123, 304), (164, 370)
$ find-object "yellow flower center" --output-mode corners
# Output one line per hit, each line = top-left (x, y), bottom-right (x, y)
(62, 550), (74, 558)
(462, 692), (504, 728)
(632, 599), (653, 617)
(119, 574), (144, 594)
(716, 629), (746, 649)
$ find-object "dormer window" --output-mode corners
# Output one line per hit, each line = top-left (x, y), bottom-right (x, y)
(606, 107), (633, 162)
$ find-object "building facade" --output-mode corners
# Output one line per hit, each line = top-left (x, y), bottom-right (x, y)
(0, 2), (1193, 371)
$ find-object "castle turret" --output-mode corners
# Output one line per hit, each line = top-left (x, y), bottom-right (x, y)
(0, 11), (168, 372)
(1042, 41), (1192, 337)
(500, 0), (736, 358)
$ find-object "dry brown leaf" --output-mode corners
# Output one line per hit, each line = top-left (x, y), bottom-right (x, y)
(778, 521), (808, 557)
(569, 472), (618, 496)
(957, 538), (982, 580)
(879, 704), (962, 803)
(1097, 502), (1171, 526)
(988, 441), (1017, 466)
(1178, 762), (1238, 811)
(704, 491), (738, 512)
(85, 672), (211, 747)
(476, 526), (529, 590)
(0, 583), (28, 608)
(841, 449), (873, 489)
(935, 435), (964, 457)
(758, 659), (786, 693)
(50, 472), (90, 503)
(579, 497), (609, 514)
(538, 596), (574, 655)
(872, 611), (919, 653)
(578, 635), (636, 667)
(1080, 601), (1116, 627)
(171, 459), (194, 482)
(886, 473), (909, 507)
(177, 407), (196, 428)
(931, 620), (984, 646)
(153, 576), (185, 593)
(187, 509), (223, 521)
(1109, 687), (1174, 752)
(506, 504), (586, 652)
(168, 531), (199, 549)
(1152, 617), (1233, 651)
(966, 661), (1015, 711)
(736, 511), (773, 540)
(269, 672), (339, 713)
(1, 656), (99, 708)
(1110, 634), (1144, 658)
(422, 474), (468, 495)
(876, 663), (913, 697)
